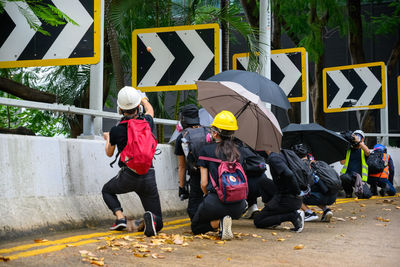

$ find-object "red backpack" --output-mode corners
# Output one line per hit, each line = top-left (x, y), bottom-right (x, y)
(198, 156), (248, 204)
(113, 119), (157, 175)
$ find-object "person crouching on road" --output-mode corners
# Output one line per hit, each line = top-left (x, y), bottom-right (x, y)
(191, 111), (247, 240)
(368, 144), (396, 196)
(291, 144), (336, 223)
(253, 151), (305, 233)
(102, 86), (163, 236)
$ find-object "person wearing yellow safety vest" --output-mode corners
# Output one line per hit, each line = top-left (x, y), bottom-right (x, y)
(339, 130), (370, 198)
(367, 144), (396, 196)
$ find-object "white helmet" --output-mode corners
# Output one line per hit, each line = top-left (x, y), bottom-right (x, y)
(353, 130), (365, 139)
(117, 86), (141, 110)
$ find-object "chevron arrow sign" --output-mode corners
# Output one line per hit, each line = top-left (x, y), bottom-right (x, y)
(323, 62), (386, 113)
(0, 0), (100, 68)
(132, 24), (220, 92)
(232, 47), (307, 102)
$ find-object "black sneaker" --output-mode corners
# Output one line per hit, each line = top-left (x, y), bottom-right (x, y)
(304, 212), (319, 222)
(321, 209), (333, 222)
(219, 215), (233, 240)
(291, 210), (305, 233)
(379, 188), (386, 197)
(110, 218), (127, 231)
(144, 211), (157, 237)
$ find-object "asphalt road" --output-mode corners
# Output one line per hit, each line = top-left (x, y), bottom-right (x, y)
(1, 195), (400, 267)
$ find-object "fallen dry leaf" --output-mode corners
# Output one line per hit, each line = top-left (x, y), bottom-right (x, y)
(277, 238), (285, 242)
(396, 206), (400, 209)
(383, 199), (394, 203)
(133, 253), (144, 258)
(271, 232), (277, 236)
(262, 239), (267, 242)
(90, 260), (104, 266)
(34, 238), (49, 243)
(66, 244), (76, 247)
(360, 204), (366, 207)
(227, 257), (232, 261)
(294, 244), (305, 250)
(350, 217), (357, 220)
(151, 253), (165, 259)
(111, 247), (120, 251)
(382, 208), (391, 211)
(336, 217), (346, 222)
(138, 248), (150, 253)
(160, 247), (174, 252)
(0, 256), (10, 262)
(196, 255), (203, 259)
(97, 245), (107, 250)
(182, 242), (189, 247)
(376, 216), (390, 222)
(215, 241), (225, 245)
(340, 234), (345, 237)
(361, 215), (366, 218)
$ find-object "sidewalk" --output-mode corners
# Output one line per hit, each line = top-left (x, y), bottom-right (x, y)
(1, 195), (399, 266)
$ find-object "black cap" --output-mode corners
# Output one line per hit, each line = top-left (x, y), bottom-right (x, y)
(180, 104), (200, 125)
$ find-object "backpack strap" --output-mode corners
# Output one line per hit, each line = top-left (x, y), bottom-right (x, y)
(198, 156), (222, 163)
(109, 120), (129, 168)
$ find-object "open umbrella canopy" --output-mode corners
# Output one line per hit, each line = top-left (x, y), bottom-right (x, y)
(196, 80), (282, 152)
(282, 123), (350, 164)
(207, 70), (291, 110)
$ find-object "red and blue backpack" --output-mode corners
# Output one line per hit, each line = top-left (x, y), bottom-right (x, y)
(198, 156), (248, 204)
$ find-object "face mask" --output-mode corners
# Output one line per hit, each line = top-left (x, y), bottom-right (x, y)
(176, 122), (183, 132)
(206, 132), (212, 143)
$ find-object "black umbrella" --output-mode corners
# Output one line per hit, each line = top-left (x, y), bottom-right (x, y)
(282, 123), (350, 164)
(207, 70), (291, 110)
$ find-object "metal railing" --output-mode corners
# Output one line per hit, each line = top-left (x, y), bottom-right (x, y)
(0, 97), (178, 126)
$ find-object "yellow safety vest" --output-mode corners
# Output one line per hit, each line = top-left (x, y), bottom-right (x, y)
(341, 149), (368, 181)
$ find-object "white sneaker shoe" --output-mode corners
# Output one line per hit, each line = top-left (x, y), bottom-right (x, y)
(220, 216), (233, 240)
(291, 210), (305, 233)
(243, 204), (259, 219)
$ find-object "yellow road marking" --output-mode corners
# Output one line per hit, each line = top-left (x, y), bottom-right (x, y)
(0, 218), (189, 255)
(4, 223), (191, 261)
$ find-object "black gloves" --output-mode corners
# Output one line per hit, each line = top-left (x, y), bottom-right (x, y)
(179, 185), (189, 201)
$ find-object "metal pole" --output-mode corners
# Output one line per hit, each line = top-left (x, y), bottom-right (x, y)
(300, 52), (310, 124)
(86, 0), (104, 136)
(259, 0), (271, 110)
(380, 65), (389, 145)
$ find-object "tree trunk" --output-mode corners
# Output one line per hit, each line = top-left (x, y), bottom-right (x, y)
(271, 0), (281, 50)
(221, 0), (229, 71)
(313, 54), (325, 126)
(240, 0), (258, 28)
(0, 77), (57, 103)
(387, 39), (400, 78)
(347, 0), (365, 64)
(105, 0), (125, 91)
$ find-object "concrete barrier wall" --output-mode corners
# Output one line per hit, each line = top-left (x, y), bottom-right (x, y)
(0, 134), (185, 239)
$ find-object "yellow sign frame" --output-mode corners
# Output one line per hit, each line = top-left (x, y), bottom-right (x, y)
(323, 62), (386, 113)
(0, 0), (101, 68)
(132, 23), (220, 92)
(232, 47), (307, 102)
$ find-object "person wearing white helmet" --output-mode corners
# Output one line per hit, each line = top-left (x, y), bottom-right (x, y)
(340, 129), (371, 198)
(102, 86), (163, 236)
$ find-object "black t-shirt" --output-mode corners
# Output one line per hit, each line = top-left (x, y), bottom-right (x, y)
(109, 114), (154, 168)
(174, 133), (184, 156)
(197, 143), (246, 192)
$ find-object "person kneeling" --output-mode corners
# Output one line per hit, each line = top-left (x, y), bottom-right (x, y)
(191, 111), (247, 240)
(253, 151), (305, 233)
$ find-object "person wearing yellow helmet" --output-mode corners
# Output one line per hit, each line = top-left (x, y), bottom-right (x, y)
(191, 110), (247, 240)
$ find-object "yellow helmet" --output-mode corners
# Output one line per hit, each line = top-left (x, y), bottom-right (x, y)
(211, 110), (238, 131)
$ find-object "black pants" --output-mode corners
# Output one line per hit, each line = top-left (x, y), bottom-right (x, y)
(191, 193), (246, 235)
(253, 194), (301, 228)
(102, 167), (163, 231)
(340, 173), (356, 196)
(187, 171), (203, 220)
(246, 173), (266, 206)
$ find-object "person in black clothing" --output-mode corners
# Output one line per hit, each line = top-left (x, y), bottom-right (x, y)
(102, 86), (163, 236)
(191, 110), (247, 240)
(174, 104), (204, 219)
(291, 144), (336, 223)
(253, 151), (305, 232)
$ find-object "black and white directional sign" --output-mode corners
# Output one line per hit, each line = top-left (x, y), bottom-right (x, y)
(0, 0), (100, 68)
(132, 24), (220, 92)
(232, 47), (307, 102)
(323, 62), (386, 113)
